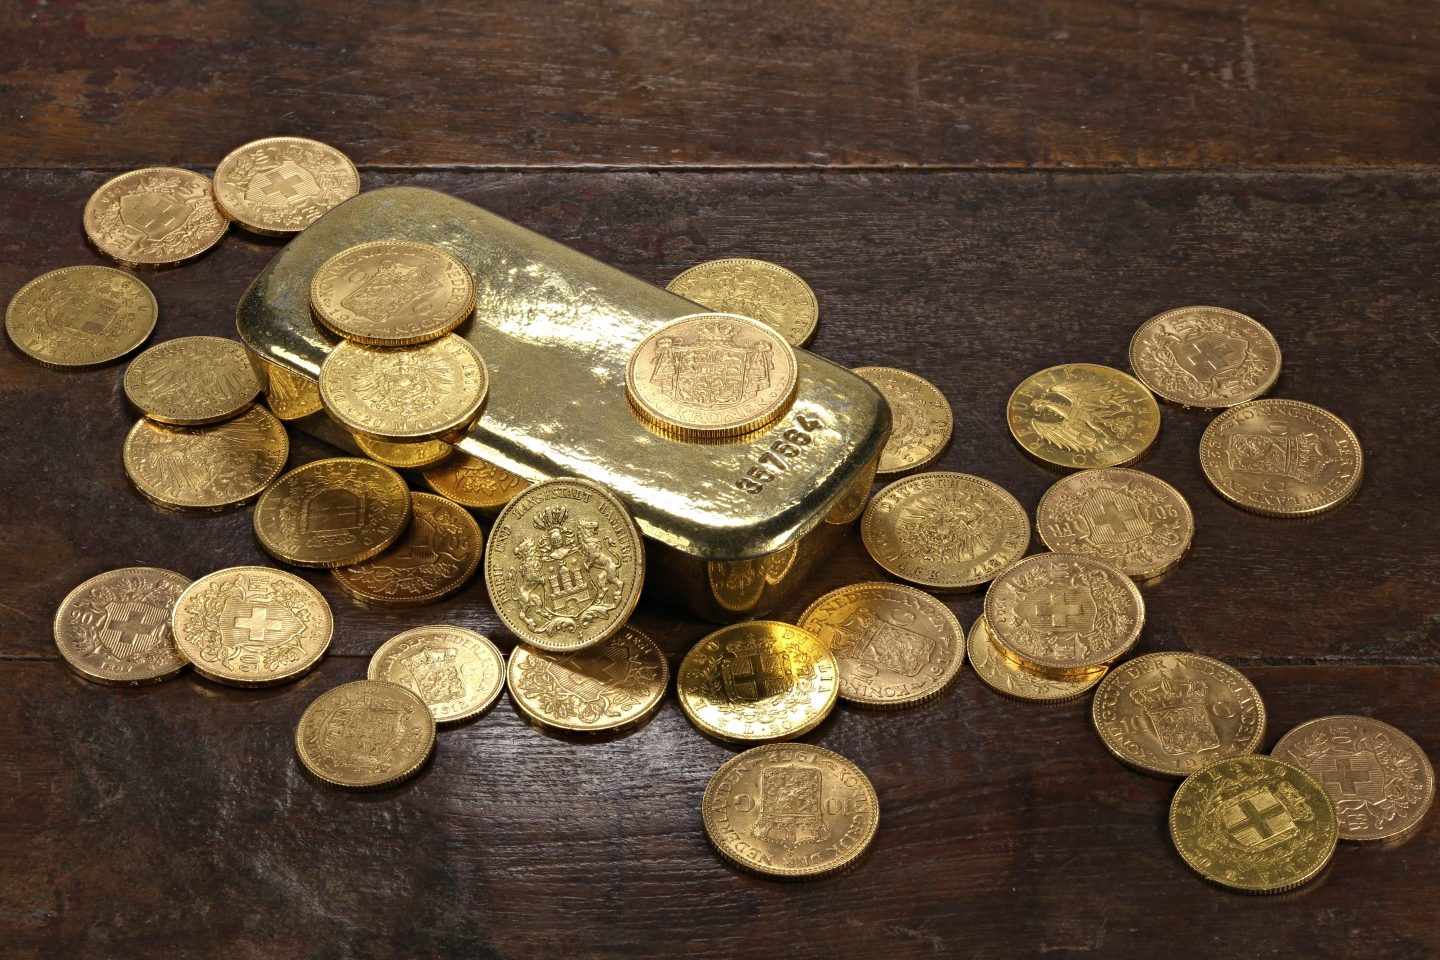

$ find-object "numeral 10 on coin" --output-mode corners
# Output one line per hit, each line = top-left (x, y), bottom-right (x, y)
(735, 414), (824, 494)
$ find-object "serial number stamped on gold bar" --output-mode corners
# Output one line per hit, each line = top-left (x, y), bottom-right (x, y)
(735, 413), (826, 494)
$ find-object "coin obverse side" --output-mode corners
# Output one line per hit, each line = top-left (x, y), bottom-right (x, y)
(1129, 306), (1282, 409)
(1007, 363), (1161, 470)
(507, 626), (669, 733)
(1036, 468), (1195, 581)
(83, 167), (229, 267)
(666, 258), (820, 348)
(53, 567), (192, 685)
(852, 366), (953, 474)
(6, 266), (157, 368)
(353, 433), (453, 469)
(296, 680), (436, 789)
(124, 336), (262, 425)
(967, 615), (1102, 703)
(310, 240), (475, 345)
(423, 453), (532, 513)
(332, 492), (483, 606)
(367, 625), (505, 724)
(319, 336), (489, 442)
(123, 405), (290, 512)
(213, 137), (361, 236)
(253, 457), (412, 568)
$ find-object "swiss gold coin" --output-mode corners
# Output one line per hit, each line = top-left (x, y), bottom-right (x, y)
(1036, 468), (1194, 581)
(295, 680), (436, 789)
(83, 167), (228, 266)
(666, 258), (819, 347)
(213, 137), (360, 236)
(508, 626), (669, 733)
(367, 625), (505, 725)
(332, 492), (482, 606)
(253, 355), (324, 421)
(6, 266), (156, 368)
(123, 405), (289, 512)
(353, 433), (453, 469)
(1129, 306), (1282, 409)
(967, 615), (1102, 703)
(310, 240), (474, 345)
(1007, 363), (1160, 470)
(52, 567), (191, 686)
(253, 457), (412, 568)
(319, 336), (488, 442)
(422, 453), (530, 513)
(853, 366), (953, 474)
(703, 743), (879, 880)
(123, 336), (261, 425)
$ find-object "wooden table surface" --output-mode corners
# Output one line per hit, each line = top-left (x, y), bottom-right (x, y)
(2, 3), (1437, 958)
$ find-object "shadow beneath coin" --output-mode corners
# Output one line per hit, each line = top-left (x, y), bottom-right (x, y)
(293, 747), (435, 800)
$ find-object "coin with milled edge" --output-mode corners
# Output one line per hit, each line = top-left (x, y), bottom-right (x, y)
(508, 626), (669, 733)
(368, 625), (505, 724)
(254, 457), (411, 568)
(213, 137), (360, 236)
(253, 355), (324, 420)
(1036, 468), (1194, 580)
(311, 240), (474, 344)
(967, 615), (1102, 703)
(124, 405), (289, 512)
(319, 336), (488, 442)
(666, 258), (819, 347)
(853, 366), (953, 474)
(124, 336), (261, 424)
(6, 266), (156, 368)
(296, 680), (436, 789)
(1008, 364), (1160, 470)
(53, 567), (191, 685)
(1129, 306), (1281, 409)
(332, 493), (482, 606)
(423, 453), (531, 513)
(83, 167), (229, 266)
(353, 433), (453, 469)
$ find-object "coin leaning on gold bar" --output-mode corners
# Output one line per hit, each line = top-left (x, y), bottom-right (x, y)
(332, 493), (482, 606)
(212, 136), (360, 236)
(52, 567), (192, 685)
(423, 453), (531, 513)
(966, 615), (1102, 703)
(852, 366), (953, 474)
(310, 240), (474, 344)
(1129, 306), (1282, 409)
(508, 626), (669, 733)
(124, 405), (289, 512)
(1036, 468), (1194, 581)
(665, 258), (819, 347)
(1007, 363), (1160, 470)
(368, 625), (506, 724)
(353, 433), (452, 469)
(6, 266), (156, 368)
(295, 680), (436, 789)
(319, 336), (488, 442)
(252, 354), (324, 421)
(83, 167), (229, 267)
(123, 336), (262, 425)
(253, 457), (411, 568)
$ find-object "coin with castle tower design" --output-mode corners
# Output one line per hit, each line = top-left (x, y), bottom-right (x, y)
(213, 137), (360, 236)
(332, 493), (482, 606)
(852, 366), (953, 474)
(311, 240), (474, 345)
(508, 626), (669, 733)
(83, 167), (229, 266)
(1008, 364), (1160, 470)
(7, 266), (157, 368)
(1036, 468), (1194, 581)
(666, 258), (819, 347)
(53, 567), (192, 685)
(319, 336), (488, 442)
(124, 336), (261, 425)
(368, 625), (505, 725)
(422, 453), (531, 513)
(1129, 306), (1282, 409)
(967, 615), (1102, 703)
(253, 457), (411, 568)
(295, 680), (436, 789)
(123, 405), (289, 512)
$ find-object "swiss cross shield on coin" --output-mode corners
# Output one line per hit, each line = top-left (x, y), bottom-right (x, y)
(120, 191), (192, 241)
(97, 601), (168, 661)
(245, 160), (321, 205)
(1080, 487), (1152, 545)
(1167, 330), (1248, 383)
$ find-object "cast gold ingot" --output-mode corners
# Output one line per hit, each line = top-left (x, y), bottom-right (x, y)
(332, 492), (482, 606)
(310, 239), (474, 344)
(319, 335), (488, 442)
(1008, 363), (1160, 470)
(353, 433), (453, 469)
(52, 567), (191, 686)
(252, 353), (324, 421)
(1129, 306), (1281, 409)
(367, 625), (505, 724)
(83, 167), (229, 267)
(507, 626), (669, 733)
(422, 453), (531, 513)
(124, 336), (261, 425)
(852, 366), (952, 474)
(123, 405), (289, 512)
(253, 457), (411, 568)
(6, 266), (156, 368)
(213, 137), (360, 236)
(666, 258), (819, 347)
(295, 679), (435, 789)
(1036, 468), (1194, 581)
(967, 615), (1102, 703)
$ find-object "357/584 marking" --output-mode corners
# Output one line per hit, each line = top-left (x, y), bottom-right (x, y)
(735, 413), (824, 494)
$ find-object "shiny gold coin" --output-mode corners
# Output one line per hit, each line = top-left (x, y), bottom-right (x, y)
(1170, 755), (1338, 893)
(52, 567), (191, 686)
(1036, 468), (1194, 581)
(310, 240), (474, 344)
(625, 313), (798, 438)
(6, 266), (156, 368)
(703, 743), (879, 880)
(678, 621), (838, 743)
(422, 453), (531, 513)
(252, 354), (324, 421)
(253, 457), (411, 568)
(798, 582), (965, 708)
(295, 679), (435, 789)
(852, 366), (953, 474)
(860, 472), (1029, 592)
(213, 137), (360, 236)
(967, 615), (1102, 703)
(353, 433), (453, 469)
(83, 167), (228, 266)
(485, 479), (644, 652)
(665, 258), (819, 347)
(332, 492), (482, 606)
(1129, 306), (1282, 409)
(1200, 399), (1362, 517)
(508, 626), (669, 733)
(1007, 363), (1160, 470)
(319, 336), (488, 442)
(1272, 715), (1435, 842)
(367, 625), (505, 724)
(123, 336), (261, 425)
(171, 565), (332, 687)
(123, 405), (289, 512)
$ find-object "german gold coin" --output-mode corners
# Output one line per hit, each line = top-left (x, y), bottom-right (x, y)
(295, 680), (435, 789)
(1008, 363), (1160, 470)
(1170, 755), (1338, 893)
(422, 453), (531, 513)
(332, 492), (482, 606)
(213, 137), (360, 236)
(860, 472), (1029, 592)
(171, 565), (332, 687)
(666, 258), (819, 347)
(967, 615), (1102, 703)
(797, 582), (965, 708)
(310, 240), (474, 344)
(508, 626), (668, 733)
(1200, 399), (1362, 517)
(52, 567), (191, 685)
(1129, 306), (1282, 409)
(6, 266), (156, 368)
(319, 336), (488, 442)
(253, 457), (412, 568)
(123, 336), (261, 425)
(123, 405), (289, 512)
(625, 313), (798, 438)
(367, 625), (505, 724)
(853, 366), (953, 474)
(83, 167), (228, 266)
(253, 355), (324, 421)
(1036, 468), (1194, 580)
(703, 743), (879, 880)
(1272, 715), (1435, 842)
(353, 433), (453, 469)
(678, 621), (838, 743)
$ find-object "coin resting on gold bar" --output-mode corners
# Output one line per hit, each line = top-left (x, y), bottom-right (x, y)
(353, 433), (453, 470)
(852, 366), (953, 474)
(666, 258), (819, 348)
(319, 335), (488, 442)
(311, 239), (474, 345)
(422, 453), (531, 513)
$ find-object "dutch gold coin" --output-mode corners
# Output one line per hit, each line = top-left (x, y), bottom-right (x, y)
(1129, 306), (1282, 409)
(1200, 399), (1362, 517)
(171, 565), (332, 687)
(703, 743), (879, 880)
(852, 366), (953, 474)
(508, 626), (669, 733)
(123, 405), (289, 512)
(422, 453), (531, 513)
(310, 240), (474, 344)
(967, 615), (1102, 703)
(52, 567), (191, 686)
(295, 679), (436, 789)
(1007, 363), (1160, 470)
(367, 625), (505, 725)
(678, 621), (838, 743)
(625, 313), (798, 438)
(253, 355), (324, 421)
(213, 136), (360, 236)
(319, 336), (488, 442)
(123, 336), (262, 425)
(83, 167), (229, 267)
(6, 266), (156, 368)
(353, 433), (453, 469)
(253, 457), (412, 568)
(1036, 468), (1194, 581)
(1170, 755), (1338, 894)
(665, 258), (819, 347)
(860, 472), (1029, 592)
(332, 492), (482, 606)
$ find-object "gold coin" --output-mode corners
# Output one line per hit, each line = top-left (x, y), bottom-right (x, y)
(213, 136), (360, 236)
(1272, 715), (1435, 842)
(295, 680), (435, 789)
(860, 472), (1029, 592)
(52, 567), (191, 685)
(1007, 363), (1160, 470)
(252, 354), (324, 421)
(678, 621), (838, 743)
(665, 258), (819, 347)
(702, 743), (879, 879)
(123, 336), (261, 425)
(83, 167), (229, 266)
(310, 240), (474, 345)
(1200, 399), (1362, 517)
(367, 625), (505, 724)
(1129, 306), (1282, 409)
(353, 433), (453, 469)
(171, 565), (332, 687)
(1170, 755), (1338, 893)
(797, 582), (965, 708)
(625, 313), (797, 438)
(507, 626), (669, 733)
(123, 405), (289, 512)
(1036, 468), (1194, 581)
(319, 336), (488, 442)
(422, 453), (530, 513)
(253, 457), (412, 568)
(484, 479), (644, 652)
(6, 266), (156, 368)
(966, 615), (1102, 703)
(852, 366), (953, 474)
(332, 492), (482, 606)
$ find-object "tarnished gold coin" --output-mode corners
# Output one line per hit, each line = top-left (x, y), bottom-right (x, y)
(703, 743), (879, 880)
(123, 336), (261, 425)
(171, 565), (332, 687)
(422, 453), (531, 513)
(83, 167), (228, 266)
(52, 567), (191, 686)
(1129, 306), (1282, 409)
(967, 615), (1102, 703)
(860, 472), (1029, 592)
(310, 240), (474, 344)
(678, 621), (838, 743)
(1170, 755), (1338, 893)
(367, 625), (505, 724)
(123, 405), (289, 512)
(213, 137), (360, 236)
(798, 582), (965, 708)
(295, 680), (435, 789)
(1200, 399), (1362, 517)
(1272, 715), (1435, 842)
(353, 433), (453, 469)
(6, 266), (156, 368)
(853, 366), (953, 474)
(1036, 468), (1194, 581)
(625, 313), (798, 438)
(332, 493), (482, 606)
(666, 258), (819, 347)
(1008, 364), (1160, 470)
(253, 457), (411, 568)
(252, 354), (324, 421)
(508, 626), (669, 733)
(319, 336), (488, 442)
